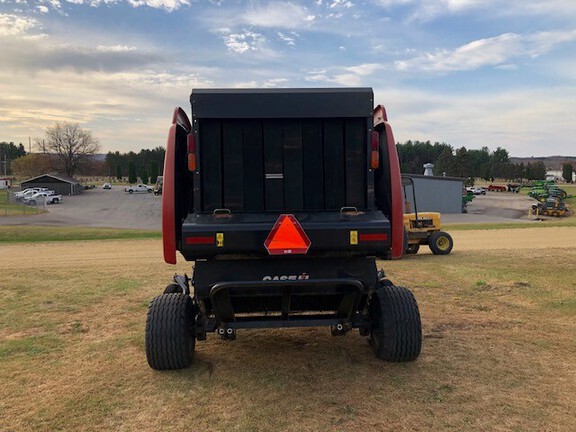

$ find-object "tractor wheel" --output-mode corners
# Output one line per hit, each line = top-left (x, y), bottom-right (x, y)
(145, 293), (195, 370)
(405, 243), (420, 254)
(429, 231), (453, 255)
(368, 284), (422, 362)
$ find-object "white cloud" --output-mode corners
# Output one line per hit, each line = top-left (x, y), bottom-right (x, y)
(240, 2), (315, 29)
(277, 31), (299, 46)
(37, 5), (49, 13)
(346, 63), (385, 75)
(329, 0), (354, 8)
(126, 0), (190, 11)
(224, 31), (265, 54)
(373, 85), (576, 157)
(0, 14), (38, 36)
(96, 45), (137, 53)
(395, 30), (576, 72)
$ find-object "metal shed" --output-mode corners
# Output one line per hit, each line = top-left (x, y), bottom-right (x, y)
(402, 174), (465, 214)
(20, 174), (83, 196)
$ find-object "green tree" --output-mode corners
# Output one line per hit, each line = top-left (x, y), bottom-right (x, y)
(141, 168), (149, 184)
(115, 165), (122, 180)
(434, 147), (455, 176)
(150, 161), (159, 184)
(0, 141), (27, 175)
(562, 164), (573, 183)
(453, 147), (471, 177)
(525, 161), (547, 180)
(128, 161), (137, 184)
(490, 147), (510, 178)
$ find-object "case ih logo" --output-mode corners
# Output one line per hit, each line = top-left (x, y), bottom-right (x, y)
(262, 273), (310, 281)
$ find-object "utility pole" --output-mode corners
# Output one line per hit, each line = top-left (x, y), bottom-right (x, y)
(29, 137), (31, 153)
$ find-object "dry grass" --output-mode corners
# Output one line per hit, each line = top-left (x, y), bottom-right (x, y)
(1, 232), (576, 431)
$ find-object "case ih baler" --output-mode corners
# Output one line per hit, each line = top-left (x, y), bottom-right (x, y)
(146, 88), (422, 370)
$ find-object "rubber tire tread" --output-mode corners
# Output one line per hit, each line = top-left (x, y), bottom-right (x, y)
(369, 285), (422, 362)
(145, 293), (195, 370)
(428, 231), (453, 255)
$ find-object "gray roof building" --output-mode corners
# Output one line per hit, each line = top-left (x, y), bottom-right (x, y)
(20, 173), (83, 196)
(403, 174), (465, 214)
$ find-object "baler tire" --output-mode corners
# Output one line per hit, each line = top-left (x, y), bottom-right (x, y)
(429, 231), (453, 255)
(405, 244), (420, 254)
(145, 293), (195, 370)
(369, 284), (422, 362)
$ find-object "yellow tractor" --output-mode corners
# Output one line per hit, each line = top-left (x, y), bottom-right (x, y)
(402, 176), (454, 255)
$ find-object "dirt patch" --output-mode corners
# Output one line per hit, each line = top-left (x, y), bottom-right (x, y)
(451, 227), (576, 251)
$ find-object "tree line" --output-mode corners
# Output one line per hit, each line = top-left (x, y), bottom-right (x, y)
(0, 142), (27, 175)
(3, 122), (165, 184)
(5, 124), (572, 184)
(396, 140), (551, 181)
(104, 147), (165, 184)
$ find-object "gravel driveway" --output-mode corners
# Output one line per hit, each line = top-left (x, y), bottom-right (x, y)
(1, 188), (542, 229)
(0, 187), (161, 230)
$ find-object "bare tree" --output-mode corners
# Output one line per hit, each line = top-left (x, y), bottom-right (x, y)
(44, 122), (100, 178)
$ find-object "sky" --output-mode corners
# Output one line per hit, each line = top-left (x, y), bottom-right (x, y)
(1, 0), (575, 157)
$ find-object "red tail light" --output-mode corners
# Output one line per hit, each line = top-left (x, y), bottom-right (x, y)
(371, 131), (380, 169)
(187, 134), (196, 172)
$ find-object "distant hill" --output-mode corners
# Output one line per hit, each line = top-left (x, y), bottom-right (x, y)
(509, 156), (576, 170)
(92, 154), (107, 162)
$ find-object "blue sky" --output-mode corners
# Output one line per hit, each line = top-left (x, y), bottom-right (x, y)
(1, 0), (575, 157)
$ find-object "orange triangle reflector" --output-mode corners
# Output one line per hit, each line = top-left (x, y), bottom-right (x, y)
(264, 214), (311, 255)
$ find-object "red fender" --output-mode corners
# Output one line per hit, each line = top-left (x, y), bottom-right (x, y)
(162, 107), (191, 264)
(383, 122), (404, 259)
(374, 106), (403, 260)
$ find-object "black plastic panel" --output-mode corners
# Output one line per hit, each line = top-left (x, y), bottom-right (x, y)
(242, 121), (264, 212)
(200, 120), (222, 211)
(197, 118), (368, 213)
(344, 118), (366, 208)
(323, 119), (345, 210)
(302, 120), (324, 210)
(283, 120), (304, 210)
(191, 88), (373, 119)
(263, 121), (284, 211)
(222, 121), (243, 211)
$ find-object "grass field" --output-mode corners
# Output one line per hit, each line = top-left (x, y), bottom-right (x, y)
(0, 190), (46, 216)
(1, 231), (576, 431)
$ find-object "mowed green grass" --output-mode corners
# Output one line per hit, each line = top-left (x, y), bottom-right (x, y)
(0, 225), (161, 243)
(1, 234), (576, 431)
(0, 190), (46, 216)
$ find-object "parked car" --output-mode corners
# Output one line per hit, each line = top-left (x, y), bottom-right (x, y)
(471, 187), (486, 195)
(102, 183), (112, 190)
(14, 187), (51, 201)
(25, 192), (62, 205)
(125, 184), (153, 194)
(16, 189), (55, 202)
